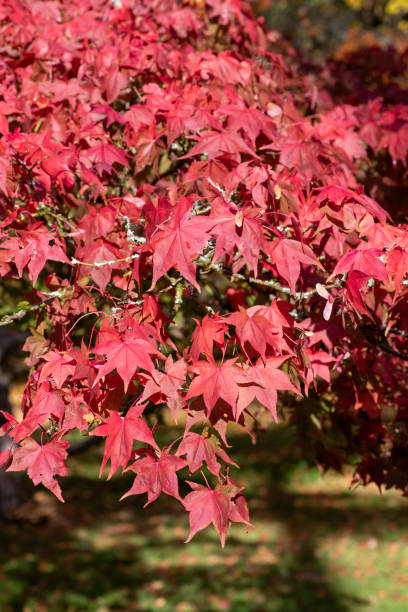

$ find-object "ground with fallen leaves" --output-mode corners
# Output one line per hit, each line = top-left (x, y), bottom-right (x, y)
(2, 425), (408, 612)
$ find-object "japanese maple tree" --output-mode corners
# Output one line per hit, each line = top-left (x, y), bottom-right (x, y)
(1, 0), (408, 546)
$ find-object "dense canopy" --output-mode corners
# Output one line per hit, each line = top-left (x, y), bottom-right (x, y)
(0, 0), (408, 544)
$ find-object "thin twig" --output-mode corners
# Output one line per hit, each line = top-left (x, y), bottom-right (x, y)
(231, 273), (337, 300)
(0, 293), (62, 327)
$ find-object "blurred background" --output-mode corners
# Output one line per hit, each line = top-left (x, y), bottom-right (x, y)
(2, 1), (408, 611)
(3, 421), (408, 611)
(258, 0), (408, 58)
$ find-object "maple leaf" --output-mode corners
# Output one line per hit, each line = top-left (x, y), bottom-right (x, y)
(133, 126), (165, 174)
(22, 323), (49, 368)
(176, 432), (237, 476)
(271, 137), (323, 183)
(103, 67), (128, 104)
(182, 129), (256, 160)
(77, 205), (117, 241)
(39, 350), (76, 388)
(1, 224), (69, 285)
(380, 124), (408, 163)
(150, 197), (212, 290)
(94, 331), (159, 391)
(237, 359), (299, 421)
(184, 480), (251, 546)
(0, 410), (17, 436)
(228, 306), (280, 360)
(315, 185), (389, 223)
(345, 270), (372, 317)
(90, 405), (159, 479)
(60, 390), (90, 433)
(7, 437), (69, 502)
(225, 477), (252, 528)
(138, 355), (187, 421)
(75, 239), (118, 291)
(329, 248), (388, 284)
(221, 104), (276, 144)
(198, 51), (251, 87)
(69, 342), (96, 386)
(82, 143), (129, 176)
(184, 481), (230, 546)
(268, 239), (322, 294)
(387, 247), (408, 296)
(355, 389), (381, 418)
(124, 104), (154, 132)
(120, 450), (186, 505)
(304, 349), (336, 393)
(185, 359), (247, 417)
(163, 101), (195, 145)
(208, 204), (267, 274)
(92, 104), (126, 128)
(233, 302), (294, 355)
(11, 384), (65, 443)
(190, 314), (227, 361)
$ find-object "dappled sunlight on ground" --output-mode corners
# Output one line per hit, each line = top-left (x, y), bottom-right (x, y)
(2, 427), (408, 611)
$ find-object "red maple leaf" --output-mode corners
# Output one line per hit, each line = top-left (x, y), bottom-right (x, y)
(150, 197), (212, 290)
(176, 432), (237, 476)
(228, 306), (281, 361)
(380, 124), (408, 164)
(7, 437), (69, 502)
(11, 384), (65, 443)
(0, 448), (12, 470)
(387, 247), (408, 296)
(198, 51), (250, 86)
(82, 142), (129, 176)
(209, 204), (267, 274)
(221, 103), (276, 144)
(345, 269), (372, 317)
(94, 331), (159, 391)
(237, 360), (299, 421)
(75, 240), (118, 291)
(275, 136), (324, 183)
(77, 205), (117, 241)
(1, 224), (69, 285)
(329, 248), (388, 284)
(39, 350), (76, 388)
(184, 481), (230, 546)
(304, 349), (336, 393)
(90, 405), (159, 479)
(133, 126), (165, 174)
(138, 355), (187, 421)
(120, 450), (186, 505)
(185, 359), (247, 417)
(184, 480), (251, 546)
(268, 238), (322, 294)
(60, 390), (91, 433)
(190, 314), (227, 361)
(183, 129), (256, 161)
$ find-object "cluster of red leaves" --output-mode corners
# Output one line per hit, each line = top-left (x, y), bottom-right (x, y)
(0, 0), (408, 545)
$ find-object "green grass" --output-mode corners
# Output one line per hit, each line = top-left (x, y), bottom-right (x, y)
(2, 426), (408, 611)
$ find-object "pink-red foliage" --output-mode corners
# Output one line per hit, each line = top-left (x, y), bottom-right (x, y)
(0, 0), (408, 545)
